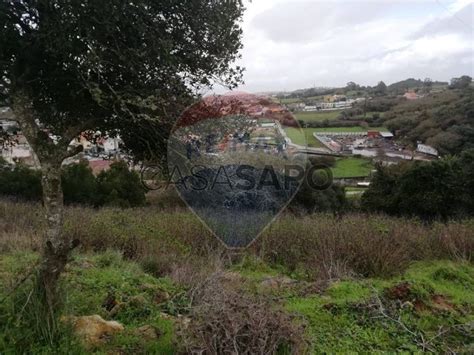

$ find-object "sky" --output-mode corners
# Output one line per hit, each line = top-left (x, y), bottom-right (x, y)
(229, 0), (474, 92)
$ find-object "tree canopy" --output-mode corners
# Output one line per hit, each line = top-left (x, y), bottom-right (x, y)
(0, 0), (246, 308)
(0, 0), (245, 160)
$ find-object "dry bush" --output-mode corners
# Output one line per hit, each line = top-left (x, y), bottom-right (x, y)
(1, 200), (473, 281)
(0, 200), (43, 252)
(256, 213), (473, 279)
(180, 272), (307, 354)
(434, 221), (474, 262)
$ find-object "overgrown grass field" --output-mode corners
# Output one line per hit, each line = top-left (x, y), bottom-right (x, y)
(0, 200), (473, 353)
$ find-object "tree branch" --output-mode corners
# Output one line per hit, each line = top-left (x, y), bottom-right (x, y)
(58, 118), (99, 149)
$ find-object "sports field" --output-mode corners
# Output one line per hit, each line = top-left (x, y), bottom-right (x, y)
(332, 157), (374, 178)
(284, 127), (323, 148)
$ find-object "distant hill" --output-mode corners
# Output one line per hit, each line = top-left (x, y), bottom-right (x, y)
(276, 78), (452, 100)
(387, 78), (448, 93)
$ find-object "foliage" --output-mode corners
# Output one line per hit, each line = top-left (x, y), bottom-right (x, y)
(374, 81), (387, 95)
(0, 0), (245, 142)
(0, 163), (42, 201)
(62, 161), (97, 206)
(288, 157), (347, 214)
(362, 152), (474, 220)
(378, 88), (474, 155)
(387, 78), (447, 94)
(449, 75), (472, 90)
(1, 221), (473, 353)
(0, 161), (145, 207)
(0, 252), (179, 354)
(180, 272), (307, 354)
(96, 161), (146, 208)
(287, 261), (474, 353)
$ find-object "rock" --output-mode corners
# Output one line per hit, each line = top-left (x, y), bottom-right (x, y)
(63, 315), (124, 347)
(135, 325), (161, 341)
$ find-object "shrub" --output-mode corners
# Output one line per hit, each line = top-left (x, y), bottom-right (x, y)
(61, 161), (97, 206)
(96, 161), (146, 208)
(0, 164), (42, 201)
(362, 155), (474, 221)
(180, 272), (307, 354)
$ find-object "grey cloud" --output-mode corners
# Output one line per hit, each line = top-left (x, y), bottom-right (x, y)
(411, 4), (473, 39)
(251, 1), (392, 43)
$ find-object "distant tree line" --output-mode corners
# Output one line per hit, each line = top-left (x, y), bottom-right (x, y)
(0, 160), (145, 208)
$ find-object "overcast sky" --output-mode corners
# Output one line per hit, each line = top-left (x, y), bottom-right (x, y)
(229, 0), (473, 93)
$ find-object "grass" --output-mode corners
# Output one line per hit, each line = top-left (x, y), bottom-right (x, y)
(284, 126), (389, 150)
(294, 110), (342, 122)
(0, 251), (181, 354)
(1, 200), (473, 353)
(284, 127), (324, 148)
(278, 97), (302, 104)
(286, 261), (474, 353)
(332, 157), (374, 178)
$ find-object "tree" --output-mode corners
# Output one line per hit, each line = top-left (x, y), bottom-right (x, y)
(61, 161), (97, 206)
(449, 75), (472, 89)
(346, 81), (359, 91)
(96, 161), (146, 208)
(423, 77), (433, 93)
(375, 81), (387, 95)
(362, 157), (474, 221)
(0, 0), (244, 309)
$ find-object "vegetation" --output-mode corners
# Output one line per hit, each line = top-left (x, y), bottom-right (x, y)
(332, 157), (373, 178)
(0, 163), (42, 201)
(0, 0), (245, 308)
(0, 200), (473, 353)
(294, 110), (343, 122)
(0, 161), (146, 208)
(362, 150), (474, 220)
(284, 127), (324, 148)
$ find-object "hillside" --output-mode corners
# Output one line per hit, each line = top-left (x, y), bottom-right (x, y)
(376, 88), (474, 155)
(387, 78), (448, 93)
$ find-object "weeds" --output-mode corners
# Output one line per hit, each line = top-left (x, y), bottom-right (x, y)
(1, 200), (473, 282)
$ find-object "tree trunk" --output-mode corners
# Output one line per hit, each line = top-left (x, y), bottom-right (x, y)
(12, 92), (80, 310)
(37, 162), (70, 310)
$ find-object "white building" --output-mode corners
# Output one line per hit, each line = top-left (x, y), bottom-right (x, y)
(417, 144), (438, 157)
